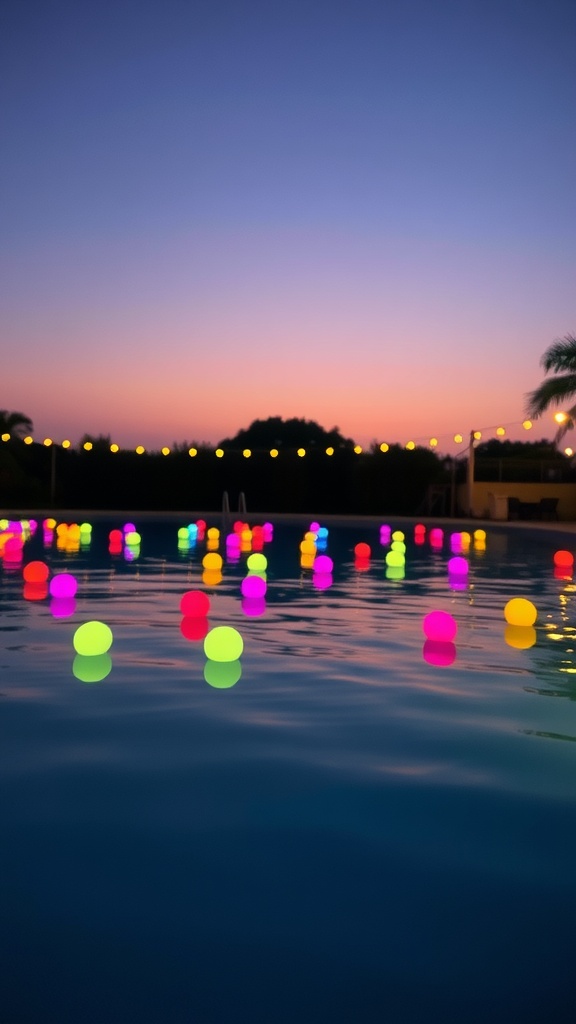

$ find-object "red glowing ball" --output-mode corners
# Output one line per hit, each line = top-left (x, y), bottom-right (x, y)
(23, 560), (49, 583)
(354, 542), (371, 559)
(553, 550), (574, 568)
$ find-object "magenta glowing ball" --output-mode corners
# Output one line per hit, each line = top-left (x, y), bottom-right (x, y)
(50, 596), (77, 619)
(241, 575), (267, 598)
(123, 522), (136, 533)
(180, 590), (210, 617)
(241, 596), (266, 617)
(49, 573), (78, 598)
(430, 528), (444, 545)
(313, 554), (333, 573)
(447, 556), (469, 576)
(423, 610), (458, 642)
(423, 640), (457, 666)
(312, 572), (333, 591)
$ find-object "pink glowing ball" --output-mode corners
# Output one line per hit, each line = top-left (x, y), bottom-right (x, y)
(429, 528), (444, 545)
(447, 556), (469, 576)
(49, 573), (78, 598)
(4, 537), (23, 556)
(180, 590), (210, 617)
(423, 640), (457, 666)
(423, 610), (458, 642)
(313, 554), (333, 573)
(241, 575), (267, 599)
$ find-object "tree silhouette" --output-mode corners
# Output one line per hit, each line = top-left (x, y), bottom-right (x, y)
(526, 333), (576, 440)
(0, 409), (33, 439)
(218, 417), (356, 450)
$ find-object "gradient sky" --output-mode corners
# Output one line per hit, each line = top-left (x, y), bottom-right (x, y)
(1, 0), (575, 454)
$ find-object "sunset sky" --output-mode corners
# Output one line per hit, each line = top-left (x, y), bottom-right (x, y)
(1, 0), (575, 454)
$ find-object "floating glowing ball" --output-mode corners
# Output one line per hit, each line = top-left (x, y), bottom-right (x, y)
(50, 597), (76, 619)
(204, 659), (242, 688)
(202, 552), (223, 571)
(207, 527), (220, 540)
(354, 542), (371, 559)
(300, 553), (315, 570)
(73, 621), (113, 657)
(355, 557), (371, 572)
(553, 550), (574, 568)
(23, 581), (48, 601)
(391, 540), (406, 554)
(450, 533), (463, 552)
(385, 550), (405, 567)
(429, 528), (443, 546)
(414, 523), (426, 535)
(241, 596), (266, 617)
(68, 524), (81, 541)
(49, 572), (78, 598)
(180, 590), (210, 617)
(23, 560), (49, 583)
(125, 531), (141, 546)
(246, 553), (267, 572)
(386, 565), (405, 580)
(204, 625), (244, 662)
(313, 554), (333, 573)
(423, 640), (457, 666)
(177, 526), (189, 540)
(474, 529), (486, 542)
(391, 530), (405, 542)
(300, 538), (316, 556)
(447, 556), (469, 576)
(504, 598), (537, 627)
(73, 653), (112, 683)
(180, 616), (209, 641)
(505, 625), (537, 650)
(423, 610), (457, 642)
(241, 574), (267, 598)
(80, 522), (92, 534)
(202, 569), (222, 587)
(124, 522), (136, 533)
(43, 517), (57, 530)
(109, 529), (123, 544)
(313, 572), (333, 590)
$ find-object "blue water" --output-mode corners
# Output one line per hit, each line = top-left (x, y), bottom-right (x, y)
(1, 518), (576, 1024)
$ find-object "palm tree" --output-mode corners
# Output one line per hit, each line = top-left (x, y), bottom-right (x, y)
(0, 409), (33, 439)
(526, 333), (576, 441)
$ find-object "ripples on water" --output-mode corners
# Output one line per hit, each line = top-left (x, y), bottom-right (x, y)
(1, 519), (576, 1024)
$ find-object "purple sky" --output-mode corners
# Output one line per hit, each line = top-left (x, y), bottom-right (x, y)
(1, 0), (575, 453)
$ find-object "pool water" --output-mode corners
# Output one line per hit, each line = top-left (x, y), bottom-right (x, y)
(1, 518), (576, 1024)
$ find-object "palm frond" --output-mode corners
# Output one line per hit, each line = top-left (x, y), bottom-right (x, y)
(525, 373), (576, 418)
(540, 334), (576, 372)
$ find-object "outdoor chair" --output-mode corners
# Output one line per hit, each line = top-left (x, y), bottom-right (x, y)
(537, 497), (559, 520)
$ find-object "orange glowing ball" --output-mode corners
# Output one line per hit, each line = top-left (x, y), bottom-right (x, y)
(202, 552), (223, 571)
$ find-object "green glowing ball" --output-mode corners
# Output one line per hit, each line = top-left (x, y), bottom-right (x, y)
(204, 659), (242, 688)
(73, 652), (112, 683)
(386, 550), (405, 567)
(73, 620), (113, 656)
(246, 553), (267, 572)
(204, 625), (243, 662)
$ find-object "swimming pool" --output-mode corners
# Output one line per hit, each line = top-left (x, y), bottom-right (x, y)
(1, 516), (576, 1024)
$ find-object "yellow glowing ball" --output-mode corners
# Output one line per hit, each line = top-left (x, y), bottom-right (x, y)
(504, 598), (537, 627)
(125, 531), (141, 546)
(204, 625), (244, 662)
(391, 530), (405, 542)
(207, 527), (220, 540)
(505, 625), (537, 650)
(474, 529), (486, 541)
(73, 621), (113, 656)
